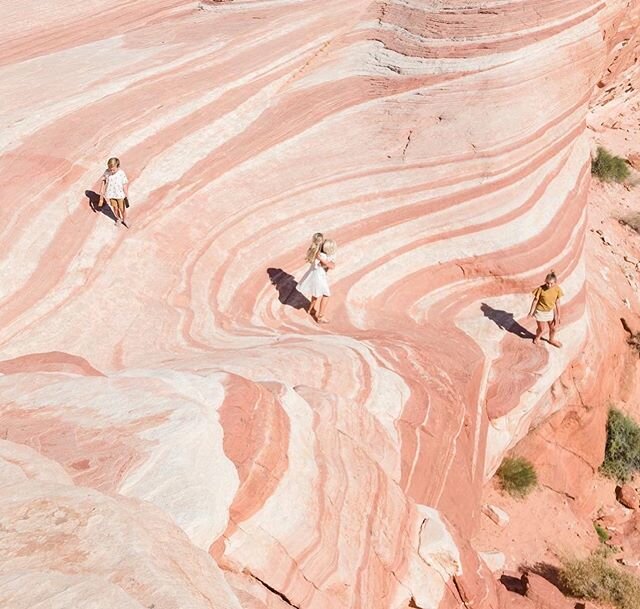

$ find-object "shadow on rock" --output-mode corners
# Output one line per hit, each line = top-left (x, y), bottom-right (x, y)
(525, 562), (564, 592)
(499, 573), (526, 595)
(85, 189), (117, 222)
(481, 302), (535, 340)
(267, 268), (309, 311)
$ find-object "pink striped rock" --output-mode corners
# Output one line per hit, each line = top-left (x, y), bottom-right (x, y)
(0, 1), (639, 609)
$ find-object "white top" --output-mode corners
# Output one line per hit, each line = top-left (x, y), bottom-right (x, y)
(316, 252), (335, 268)
(102, 168), (128, 199)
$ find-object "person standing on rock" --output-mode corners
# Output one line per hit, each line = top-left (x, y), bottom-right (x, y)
(298, 235), (337, 323)
(99, 157), (129, 227)
(528, 271), (563, 347)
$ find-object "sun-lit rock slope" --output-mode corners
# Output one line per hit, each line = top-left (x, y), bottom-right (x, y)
(1, 1), (639, 608)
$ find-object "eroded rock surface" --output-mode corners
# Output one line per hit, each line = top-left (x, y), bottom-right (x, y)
(1, 1), (639, 608)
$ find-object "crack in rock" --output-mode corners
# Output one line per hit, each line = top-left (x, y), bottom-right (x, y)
(247, 573), (301, 609)
(402, 130), (414, 160)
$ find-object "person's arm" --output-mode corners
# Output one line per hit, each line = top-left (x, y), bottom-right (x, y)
(554, 299), (561, 326)
(318, 253), (335, 270)
(528, 293), (539, 317)
(123, 172), (129, 198)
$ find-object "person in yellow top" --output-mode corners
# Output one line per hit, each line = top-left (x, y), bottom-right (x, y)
(528, 271), (563, 347)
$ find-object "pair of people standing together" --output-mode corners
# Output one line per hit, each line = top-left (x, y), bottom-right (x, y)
(98, 157), (129, 226)
(298, 233), (337, 324)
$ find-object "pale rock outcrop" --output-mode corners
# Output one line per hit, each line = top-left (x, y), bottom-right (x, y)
(479, 550), (506, 574)
(0, 445), (243, 609)
(482, 504), (510, 527)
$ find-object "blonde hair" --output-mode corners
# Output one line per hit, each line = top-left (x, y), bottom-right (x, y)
(305, 232), (324, 263)
(107, 157), (120, 169)
(545, 270), (557, 283)
(322, 239), (337, 256)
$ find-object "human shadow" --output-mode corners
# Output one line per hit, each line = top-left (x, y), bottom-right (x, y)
(481, 303), (535, 340)
(85, 190), (116, 222)
(267, 268), (309, 311)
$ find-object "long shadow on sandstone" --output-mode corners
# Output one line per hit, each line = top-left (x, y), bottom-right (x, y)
(525, 562), (564, 591)
(481, 303), (535, 340)
(85, 189), (117, 222)
(267, 268), (309, 310)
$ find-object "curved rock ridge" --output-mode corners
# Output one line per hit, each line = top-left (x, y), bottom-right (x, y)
(0, 1), (639, 608)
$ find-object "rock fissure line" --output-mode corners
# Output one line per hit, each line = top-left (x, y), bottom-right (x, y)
(402, 129), (414, 160)
(247, 572), (302, 609)
(538, 433), (597, 473)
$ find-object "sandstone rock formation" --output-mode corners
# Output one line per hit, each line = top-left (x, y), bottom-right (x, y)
(617, 484), (640, 510)
(1, 1), (640, 608)
(482, 504), (510, 527)
(522, 572), (574, 609)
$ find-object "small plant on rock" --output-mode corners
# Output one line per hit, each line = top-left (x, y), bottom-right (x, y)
(601, 408), (640, 483)
(496, 456), (537, 498)
(559, 551), (640, 609)
(591, 146), (630, 183)
(593, 521), (609, 544)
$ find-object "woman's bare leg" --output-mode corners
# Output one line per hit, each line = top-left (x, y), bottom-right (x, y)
(110, 199), (121, 224)
(318, 296), (330, 323)
(308, 296), (318, 315)
(533, 321), (543, 344)
(548, 321), (562, 347)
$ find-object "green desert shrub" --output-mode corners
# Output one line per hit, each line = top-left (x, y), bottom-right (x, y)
(601, 408), (640, 482)
(559, 552), (640, 609)
(592, 146), (630, 183)
(593, 521), (609, 544)
(496, 456), (537, 498)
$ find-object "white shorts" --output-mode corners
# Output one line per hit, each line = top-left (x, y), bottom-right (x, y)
(534, 310), (555, 323)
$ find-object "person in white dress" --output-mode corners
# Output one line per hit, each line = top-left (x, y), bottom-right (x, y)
(99, 157), (129, 226)
(298, 236), (337, 323)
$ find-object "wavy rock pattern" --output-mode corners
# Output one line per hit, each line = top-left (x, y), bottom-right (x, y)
(1, 1), (639, 608)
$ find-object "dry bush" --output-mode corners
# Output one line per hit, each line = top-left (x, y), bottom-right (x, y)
(559, 551), (640, 609)
(592, 146), (631, 183)
(619, 212), (640, 234)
